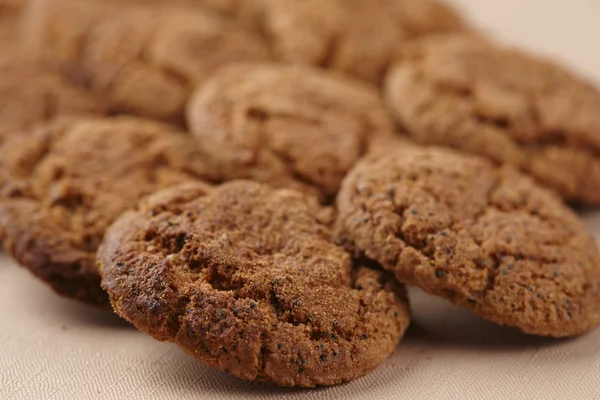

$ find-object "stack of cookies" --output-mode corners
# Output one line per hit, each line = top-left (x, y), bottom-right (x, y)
(1, 0), (599, 388)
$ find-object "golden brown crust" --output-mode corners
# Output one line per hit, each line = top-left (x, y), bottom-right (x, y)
(263, 0), (467, 84)
(0, 117), (217, 305)
(335, 145), (600, 337)
(24, 0), (270, 121)
(384, 35), (600, 204)
(187, 62), (398, 199)
(99, 181), (410, 386)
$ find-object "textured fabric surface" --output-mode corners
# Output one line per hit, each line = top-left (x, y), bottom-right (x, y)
(2, 0), (600, 398)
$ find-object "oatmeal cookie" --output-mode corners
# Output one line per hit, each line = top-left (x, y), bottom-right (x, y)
(0, 117), (217, 306)
(336, 145), (600, 337)
(263, 0), (467, 84)
(385, 35), (600, 204)
(187, 63), (398, 199)
(99, 180), (410, 386)
(24, 0), (269, 121)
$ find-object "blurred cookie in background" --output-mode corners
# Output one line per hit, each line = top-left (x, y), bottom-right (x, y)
(23, 0), (270, 123)
(117, 0), (265, 29)
(384, 34), (600, 205)
(0, 0), (26, 40)
(262, 0), (468, 85)
(0, 117), (218, 306)
(187, 62), (402, 200)
(0, 49), (106, 141)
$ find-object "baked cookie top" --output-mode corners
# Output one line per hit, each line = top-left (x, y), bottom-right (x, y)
(24, 0), (270, 121)
(0, 117), (217, 306)
(335, 145), (600, 337)
(263, 0), (467, 84)
(187, 63), (398, 199)
(98, 180), (410, 387)
(385, 35), (600, 204)
(0, 50), (106, 140)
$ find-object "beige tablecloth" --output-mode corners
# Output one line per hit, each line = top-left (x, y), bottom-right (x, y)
(2, 1), (600, 399)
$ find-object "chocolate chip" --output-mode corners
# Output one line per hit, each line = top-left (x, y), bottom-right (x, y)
(435, 269), (446, 278)
(360, 333), (369, 340)
(320, 354), (327, 362)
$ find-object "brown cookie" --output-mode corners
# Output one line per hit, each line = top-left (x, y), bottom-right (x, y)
(0, 117), (217, 306)
(98, 180), (410, 387)
(263, 0), (467, 85)
(384, 35), (600, 204)
(130, 0), (265, 28)
(0, 50), (106, 140)
(24, 0), (270, 122)
(187, 62), (398, 199)
(335, 145), (600, 337)
(0, 0), (26, 39)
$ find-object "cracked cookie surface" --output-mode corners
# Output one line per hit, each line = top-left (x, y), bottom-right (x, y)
(98, 180), (410, 387)
(0, 117), (217, 306)
(335, 145), (600, 337)
(385, 35), (600, 204)
(187, 63), (398, 200)
(263, 0), (467, 85)
(25, 0), (269, 122)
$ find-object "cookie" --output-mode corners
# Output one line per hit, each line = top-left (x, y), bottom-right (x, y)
(187, 63), (398, 199)
(0, 117), (217, 306)
(108, 0), (264, 29)
(263, 0), (467, 85)
(0, 50), (106, 140)
(24, 0), (270, 122)
(98, 180), (410, 386)
(0, 0), (25, 39)
(335, 145), (600, 337)
(384, 35), (600, 204)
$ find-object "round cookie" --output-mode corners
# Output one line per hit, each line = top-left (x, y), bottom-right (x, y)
(262, 0), (467, 84)
(24, 0), (269, 122)
(384, 35), (600, 204)
(0, 50), (106, 140)
(0, 117), (217, 306)
(335, 145), (600, 337)
(187, 63), (398, 199)
(98, 180), (410, 387)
